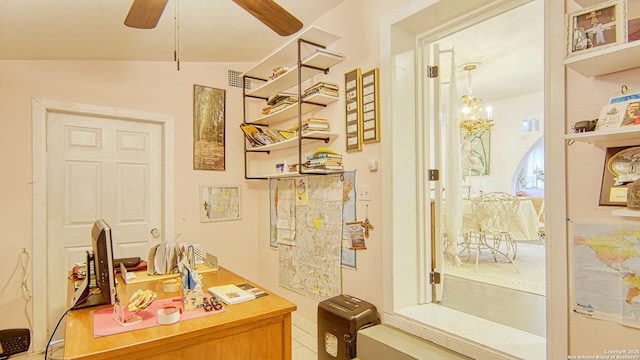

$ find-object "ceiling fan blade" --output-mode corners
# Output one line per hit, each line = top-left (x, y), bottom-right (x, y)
(124, 0), (169, 29)
(233, 0), (303, 36)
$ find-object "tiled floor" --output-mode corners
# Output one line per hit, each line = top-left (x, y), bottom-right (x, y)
(292, 323), (318, 359)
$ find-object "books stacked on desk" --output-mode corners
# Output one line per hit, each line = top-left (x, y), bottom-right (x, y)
(303, 148), (343, 171)
(288, 118), (330, 132)
(262, 92), (298, 115)
(302, 81), (339, 100)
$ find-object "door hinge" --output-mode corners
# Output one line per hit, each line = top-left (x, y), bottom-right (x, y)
(427, 65), (438, 78)
(428, 169), (439, 181)
(429, 271), (441, 284)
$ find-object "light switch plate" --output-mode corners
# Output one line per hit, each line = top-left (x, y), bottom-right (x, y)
(358, 185), (372, 201)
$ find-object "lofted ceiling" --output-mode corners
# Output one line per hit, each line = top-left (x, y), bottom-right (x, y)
(0, 0), (343, 62)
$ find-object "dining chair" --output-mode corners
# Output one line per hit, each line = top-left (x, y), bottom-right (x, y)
(470, 192), (521, 273)
(537, 200), (546, 245)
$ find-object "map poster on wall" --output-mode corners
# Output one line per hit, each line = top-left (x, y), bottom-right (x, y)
(571, 220), (640, 328)
(278, 175), (343, 301)
(341, 171), (357, 268)
(199, 185), (241, 222)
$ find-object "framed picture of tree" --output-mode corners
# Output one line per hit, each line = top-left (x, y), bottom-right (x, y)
(193, 84), (226, 170)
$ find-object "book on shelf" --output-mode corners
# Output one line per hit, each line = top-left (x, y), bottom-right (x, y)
(288, 118), (330, 131)
(239, 123), (267, 147)
(267, 92), (298, 106)
(207, 284), (256, 305)
(303, 81), (340, 99)
(278, 130), (296, 140)
(269, 66), (289, 81)
(301, 48), (345, 63)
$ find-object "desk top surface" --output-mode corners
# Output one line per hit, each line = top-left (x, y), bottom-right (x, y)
(64, 266), (296, 359)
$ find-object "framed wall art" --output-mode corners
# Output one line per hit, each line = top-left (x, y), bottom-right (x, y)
(599, 146), (640, 206)
(200, 185), (241, 222)
(345, 68), (363, 152)
(566, 0), (627, 57)
(193, 84), (226, 170)
(361, 68), (380, 143)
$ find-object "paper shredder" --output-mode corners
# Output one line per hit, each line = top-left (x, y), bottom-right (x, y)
(317, 294), (379, 360)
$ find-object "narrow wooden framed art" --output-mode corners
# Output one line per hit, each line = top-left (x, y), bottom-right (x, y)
(193, 84), (226, 170)
(361, 68), (380, 143)
(345, 68), (363, 152)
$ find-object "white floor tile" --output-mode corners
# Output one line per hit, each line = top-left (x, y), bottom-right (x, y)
(292, 345), (318, 360)
(295, 333), (317, 353)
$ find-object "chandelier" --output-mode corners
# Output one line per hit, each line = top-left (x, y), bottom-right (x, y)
(458, 64), (495, 133)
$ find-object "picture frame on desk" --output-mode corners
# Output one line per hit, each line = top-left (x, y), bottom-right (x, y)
(566, 0), (627, 58)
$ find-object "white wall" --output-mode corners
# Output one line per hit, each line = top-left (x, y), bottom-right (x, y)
(0, 0), (416, 337)
(467, 91), (544, 195)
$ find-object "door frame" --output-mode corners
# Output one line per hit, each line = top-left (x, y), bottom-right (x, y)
(31, 98), (175, 352)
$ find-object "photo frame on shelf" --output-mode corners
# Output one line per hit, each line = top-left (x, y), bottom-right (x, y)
(566, 0), (627, 58)
(599, 146), (640, 206)
(193, 84), (226, 171)
(345, 68), (363, 152)
(200, 185), (241, 222)
(361, 68), (381, 143)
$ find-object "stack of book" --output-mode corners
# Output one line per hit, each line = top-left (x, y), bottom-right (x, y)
(288, 118), (330, 132)
(269, 66), (289, 81)
(303, 81), (339, 99)
(304, 149), (343, 171)
(262, 92), (298, 115)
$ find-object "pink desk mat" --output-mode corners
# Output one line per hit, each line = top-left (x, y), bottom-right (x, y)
(93, 296), (225, 337)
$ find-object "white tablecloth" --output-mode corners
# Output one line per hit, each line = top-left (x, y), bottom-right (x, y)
(460, 198), (540, 240)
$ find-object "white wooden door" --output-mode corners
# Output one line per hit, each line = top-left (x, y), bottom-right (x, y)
(45, 112), (162, 337)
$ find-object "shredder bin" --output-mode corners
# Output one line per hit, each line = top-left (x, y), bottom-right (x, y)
(317, 294), (379, 360)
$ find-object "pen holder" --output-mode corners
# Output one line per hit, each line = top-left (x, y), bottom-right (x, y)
(181, 286), (204, 311)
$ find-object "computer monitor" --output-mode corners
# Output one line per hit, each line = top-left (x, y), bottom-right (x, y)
(69, 219), (117, 309)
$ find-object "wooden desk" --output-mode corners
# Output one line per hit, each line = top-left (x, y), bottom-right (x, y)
(64, 267), (296, 360)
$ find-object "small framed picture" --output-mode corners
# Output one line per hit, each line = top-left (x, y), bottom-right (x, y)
(566, 0), (627, 57)
(200, 185), (241, 222)
(346, 221), (366, 250)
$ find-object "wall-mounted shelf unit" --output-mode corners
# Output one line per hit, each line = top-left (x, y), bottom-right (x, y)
(240, 26), (344, 179)
(565, 126), (640, 144)
(564, 41), (640, 77)
(611, 208), (640, 217)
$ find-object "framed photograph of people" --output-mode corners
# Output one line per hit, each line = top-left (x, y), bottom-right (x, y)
(566, 0), (627, 57)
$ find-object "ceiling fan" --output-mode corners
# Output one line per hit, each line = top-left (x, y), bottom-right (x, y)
(124, 0), (303, 36)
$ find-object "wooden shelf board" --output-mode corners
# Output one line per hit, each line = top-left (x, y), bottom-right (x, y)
(565, 126), (640, 143)
(246, 131), (338, 152)
(248, 102), (324, 125)
(242, 26), (341, 79)
(564, 41), (640, 77)
(611, 208), (640, 217)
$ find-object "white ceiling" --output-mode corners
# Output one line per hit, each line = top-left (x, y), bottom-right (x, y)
(0, 0), (542, 102)
(436, 0), (544, 103)
(0, 0), (343, 62)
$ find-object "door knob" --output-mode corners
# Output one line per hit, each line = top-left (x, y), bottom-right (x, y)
(150, 228), (160, 238)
